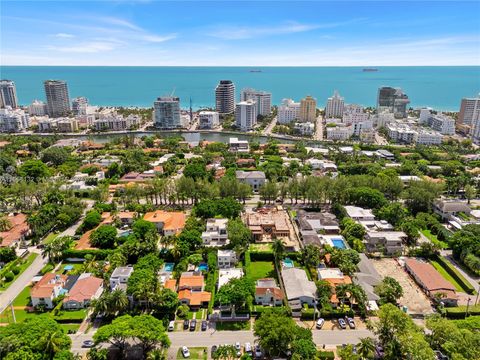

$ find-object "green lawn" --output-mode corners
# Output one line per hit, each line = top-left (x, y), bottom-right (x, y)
(421, 229), (449, 249)
(43, 232), (59, 244)
(13, 286), (32, 307)
(215, 321), (251, 331)
(0, 253), (39, 291)
(55, 262), (83, 274)
(54, 309), (87, 321)
(430, 260), (464, 292)
(176, 347), (207, 359)
(249, 243), (272, 252)
(59, 323), (81, 333)
(248, 261), (276, 281)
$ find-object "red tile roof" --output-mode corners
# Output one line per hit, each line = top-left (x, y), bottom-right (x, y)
(0, 214), (29, 247)
(405, 258), (456, 294)
(63, 275), (103, 303)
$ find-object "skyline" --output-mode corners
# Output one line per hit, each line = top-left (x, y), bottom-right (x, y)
(1, 1), (480, 66)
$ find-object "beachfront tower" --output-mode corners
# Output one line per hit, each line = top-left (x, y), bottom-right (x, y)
(44, 80), (70, 118)
(299, 95), (317, 122)
(215, 80), (235, 114)
(325, 90), (345, 119)
(241, 88), (272, 116)
(154, 96), (182, 129)
(0, 80), (19, 109)
(235, 100), (257, 131)
(377, 86), (410, 119)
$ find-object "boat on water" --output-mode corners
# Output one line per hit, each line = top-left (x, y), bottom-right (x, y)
(249, 69), (262, 73)
(362, 68), (379, 72)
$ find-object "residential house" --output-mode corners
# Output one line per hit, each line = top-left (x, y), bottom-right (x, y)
(31, 274), (67, 309)
(218, 267), (244, 289)
(229, 137), (249, 153)
(63, 273), (104, 309)
(117, 212), (136, 226)
(202, 218), (229, 247)
(281, 267), (316, 310)
(246, 208), (291, 242)
(433, 199), (472, 221)
(0, 213), (30, 248)
(119, 172), (155, 183)
(235, 171), (266, 192)
(177, 272), (211, 308)
(365, 231), (406, 255)
(217, 249), (237, 269)
(236, 158), (256, 168)
(344, 206), (375, 221)
(109, 266), (134, 291)
(255, 278), (284, 306)
(317, 268), (352, 306)
(404, 258), (458, 306)
(143, 211), (186, 236)
(353, 254), (382, 303)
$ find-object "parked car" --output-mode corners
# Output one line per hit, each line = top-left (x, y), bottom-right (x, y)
(338, 318), (347, 329)
(183, 320), (189, 330)
(189, 319), (197, 331)
(346, 317), (355, 329)
(211, 345), (218, 357)
(316, 318), (325, 329)
(201, 320), (207, 331)
(235, 342), (241, 357)
(245, 342), (252, 356)
(255, 345), (263, 358)
(182, 346), (190, 358)
(168, 320), (175, 331)
(82, 340), (94, 348)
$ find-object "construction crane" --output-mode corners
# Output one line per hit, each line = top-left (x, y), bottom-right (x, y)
(170, 87), (176, 97)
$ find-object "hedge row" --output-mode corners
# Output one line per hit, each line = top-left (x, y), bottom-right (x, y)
(0, 256), (24, 280)
(445, 304), (480, 319)
(249, 251), (274, 261)
(318, 351), (335, 360)
(62, 249), (113, 260)
(319, 308), (355, 319)
(435, 255), (475, 294)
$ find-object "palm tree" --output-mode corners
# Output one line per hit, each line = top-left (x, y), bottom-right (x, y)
(272, 239), (285, 261)
(109, 289), (129, 314)
(0, 215), (11, 232)
(40, 331), (63, 359)
(357, 337), (375, 360)
(92, 293), (110, 317)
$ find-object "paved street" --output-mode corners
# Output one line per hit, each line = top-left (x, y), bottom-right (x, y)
(70, 328), (373, 357)
(262, 116), (277, 136)
(314, 115), (323, 140)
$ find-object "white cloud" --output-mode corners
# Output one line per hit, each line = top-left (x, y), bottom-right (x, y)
(140, 34), (177, 43)
(47, 41), (118, 53)
(54, 33), (75, 38)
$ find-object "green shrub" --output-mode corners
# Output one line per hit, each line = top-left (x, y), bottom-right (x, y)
(318, 351), (335, 360)
(62, 249), (113, 260)
(4, 271), (14, 282)
(250, 251), (274, 261)
(176, 304), (189, 319)
(11, 266), (20, 275)
(300, 308), (316, 320)
(41, 263), (55, 275)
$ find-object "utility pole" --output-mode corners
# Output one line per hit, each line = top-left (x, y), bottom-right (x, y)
(466, 297), (471, 318)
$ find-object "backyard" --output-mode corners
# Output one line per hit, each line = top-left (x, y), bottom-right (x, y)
(248, 261), (276, 281)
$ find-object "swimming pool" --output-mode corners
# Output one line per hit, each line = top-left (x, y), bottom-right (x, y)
(283, 258), (294, 268)
(198, 263), (208, 271)
(332, 238), (347, 249)
(164, 263), (175, 272)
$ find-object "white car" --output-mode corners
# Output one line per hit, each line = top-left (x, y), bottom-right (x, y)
(316, 318), (325, 329)
(235, 342), (241, 356)
(182, 346), (190, 358)
(168, 320), (175, 331)
(245, 342), (252, 355)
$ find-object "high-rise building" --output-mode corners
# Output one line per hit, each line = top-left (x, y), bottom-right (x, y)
(325, 90), (344, 118)
(277, 98), (300, 124)
(215, 80), (235, 114)
(0, 80), (19, 109)
(458, 96), (480, 127)
(0, 107), (30, 133)
(153, 96), (182, 129)
(429, 114), (455, 135)
(72, 97), (89, 115)
(198, 111), (220, 129)
(235, 100), (257, 131)
(44, 80), (70, 118)
(28, 100), (48, 116)
(299, 96), (317, 122)
(377, 87), (410, 119)
(240, 88), (272, 116)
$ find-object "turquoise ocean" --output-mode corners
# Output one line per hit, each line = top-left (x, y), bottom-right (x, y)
(1, 66), (479, 111)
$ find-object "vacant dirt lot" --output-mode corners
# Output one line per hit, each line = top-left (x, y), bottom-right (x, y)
(371, 258), (433, 315)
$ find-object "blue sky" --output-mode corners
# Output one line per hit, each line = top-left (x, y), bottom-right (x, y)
(1, 1), (479, 66)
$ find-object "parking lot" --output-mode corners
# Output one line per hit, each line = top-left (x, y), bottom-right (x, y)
(298, 317), (368, 331)
(371, 258), (433, 315)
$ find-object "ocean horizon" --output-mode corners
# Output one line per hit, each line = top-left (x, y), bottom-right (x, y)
(1, 66), (479, 111)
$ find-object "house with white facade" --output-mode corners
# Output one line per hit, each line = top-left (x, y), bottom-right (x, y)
(202, 218), (229, 246)
(217, 249), (237, 269)
(110, 266), (134, 291)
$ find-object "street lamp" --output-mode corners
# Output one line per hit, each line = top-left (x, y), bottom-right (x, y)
(466, 298), (471, 318)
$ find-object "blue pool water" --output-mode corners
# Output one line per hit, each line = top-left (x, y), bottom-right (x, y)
(332, 239), (347, 249)
(198, 263), (208, 271)
(283, 258), (294, 268)
(164, 263), (174, 272)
